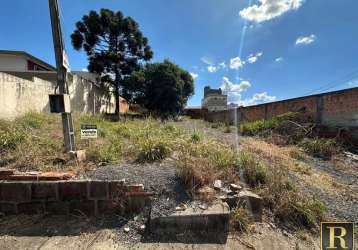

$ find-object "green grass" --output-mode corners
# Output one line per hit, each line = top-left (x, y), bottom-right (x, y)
(299, 138), (339, 159)
(240, 111), (301, 136)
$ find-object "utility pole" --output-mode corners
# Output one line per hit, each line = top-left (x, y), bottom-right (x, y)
(48, 0), (75, 152)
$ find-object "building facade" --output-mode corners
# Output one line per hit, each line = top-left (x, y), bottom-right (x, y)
(201, 86), (227, 112)
(0, 50), (129, 119)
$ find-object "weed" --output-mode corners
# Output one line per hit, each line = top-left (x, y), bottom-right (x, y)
(238, 152), (267, 188)
(190, 130), (202, 143)
(299, 138), (339, 159)
(230, 207), (251, 232)
(136, 136), (171, 162)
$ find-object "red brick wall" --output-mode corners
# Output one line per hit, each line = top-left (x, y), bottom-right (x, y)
(202, 87), (358, 139)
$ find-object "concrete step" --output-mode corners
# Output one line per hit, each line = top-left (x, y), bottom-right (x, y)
(149, 201), (230, 236)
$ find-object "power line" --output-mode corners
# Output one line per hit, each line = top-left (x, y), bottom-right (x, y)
(303, 68), (358, 96)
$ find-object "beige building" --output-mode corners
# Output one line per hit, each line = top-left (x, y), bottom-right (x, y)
(0, 50), (121, 119)
(201, 86), (227, 112)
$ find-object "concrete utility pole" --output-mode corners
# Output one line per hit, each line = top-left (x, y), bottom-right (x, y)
(48, 0), (75, 152)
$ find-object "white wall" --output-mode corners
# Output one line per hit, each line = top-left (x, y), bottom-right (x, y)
(0, 72), (115, 119)
(0, 55), (27, 71)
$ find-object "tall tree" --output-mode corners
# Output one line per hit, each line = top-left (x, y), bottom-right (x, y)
(71, 9), (153, 115)
(123, 60), (195, 117)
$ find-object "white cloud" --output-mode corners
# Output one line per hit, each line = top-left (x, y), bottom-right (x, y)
(275, 57), (284, 62)
(218, 62), (227, 69)
(220, 77), (251, 103)
(229, 57), (245, 70)
(190, 72), (199, 80)
(295, 34), (316, 45)
(200, 56), (214, 65)
(207, 66), (218, 73)
(241, 92), (276, 106)
(247, 52), (263, 64)
(82, 68), (88, 72)
(239, 0), (304, 23)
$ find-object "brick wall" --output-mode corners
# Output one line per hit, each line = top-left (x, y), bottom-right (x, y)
(0, 180), (152, 216)
(201, 87), (358, 140)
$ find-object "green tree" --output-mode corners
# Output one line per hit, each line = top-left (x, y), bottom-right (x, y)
(123, 60), (194, 117)
(71, 9), (153, 115)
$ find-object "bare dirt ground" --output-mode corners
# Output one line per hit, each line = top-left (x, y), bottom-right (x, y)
(0, 119), (356, 249)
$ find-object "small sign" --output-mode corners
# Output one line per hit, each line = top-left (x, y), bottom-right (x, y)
(81, 124), (97, 139)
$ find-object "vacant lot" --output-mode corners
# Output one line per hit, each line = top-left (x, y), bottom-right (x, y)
(0, 112), (357, 249)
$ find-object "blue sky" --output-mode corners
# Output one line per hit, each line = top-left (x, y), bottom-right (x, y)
(1, 0), (358, 106)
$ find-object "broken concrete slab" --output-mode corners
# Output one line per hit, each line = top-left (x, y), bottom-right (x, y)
(222, 189), (263, 221)
(229, 183), (242, 191)
(150, 201), (230, 236)
(213, 180), (222, 190)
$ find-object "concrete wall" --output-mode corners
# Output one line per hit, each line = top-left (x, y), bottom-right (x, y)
(0, 55), (27, 71)
(0, 72), (119, 119)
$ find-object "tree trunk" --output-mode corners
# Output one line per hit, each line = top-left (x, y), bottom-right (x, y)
(115, 89), (120, 117)
(114, 70), (121, 120)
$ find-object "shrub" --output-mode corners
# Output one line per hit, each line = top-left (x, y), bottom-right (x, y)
(240, 112), (308, 143)
(274, 194), (325, 228)
(136, 137), (171, 162)
(238, 152), (267, 187)
(190, 130), (202, 143)
(230, 207), (251, 232)
(0, 120), (25, 150)
(299, 138), (339, 159)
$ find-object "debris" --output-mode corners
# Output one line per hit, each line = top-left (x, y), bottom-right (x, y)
(198, 203), (208, 210)
(230, 183), (242, 191)
(139, 225), (146, 231)
(196, 186), (215, 200)
(175, 204), (187, 211)
(124, 227), (130, 233)
(213, 180), (223, 189)
(221, 187), (236, 196)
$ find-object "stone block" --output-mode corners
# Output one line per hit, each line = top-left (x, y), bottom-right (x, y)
(89, 181), (108, 200)
(69, 200), (95, 216)
(0, 203), (17, 215)
(108, 180), (126, 199)
(18, 202), (45, 214)
(58, 180), (88, 201)
(0, 182), (31, 202)
(46, 201), (69, 215)
(97, 200), (123, 214)
(31, 182), (58, 200)
(150, 202), (230, 234)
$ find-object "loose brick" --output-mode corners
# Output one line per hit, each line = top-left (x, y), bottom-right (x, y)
(69, 200), (95, 216)
(0, 182), (31, 202)
(125, 184), (144, 193)
(89, 181), (108, 200)
(0, 203), (17, 215)
(32, 182), (58, 200)
(46, 201), (69, 215)
(18, 202), (45, 214)
(58, 180), (88, 201)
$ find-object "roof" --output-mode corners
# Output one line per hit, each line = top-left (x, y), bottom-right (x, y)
(0, 50), (56, 71)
